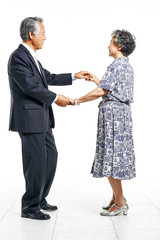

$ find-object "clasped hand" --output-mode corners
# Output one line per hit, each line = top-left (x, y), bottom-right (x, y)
(75, 71), (100, 86)
(55, 95), (74, 107)
(55, 71), (99, 107)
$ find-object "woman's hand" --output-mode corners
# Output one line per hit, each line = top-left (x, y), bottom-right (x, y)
(74, 71), (100, 86)
(83, 72), (100, 86)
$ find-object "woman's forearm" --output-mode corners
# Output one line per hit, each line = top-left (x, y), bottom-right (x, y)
(76, 87), (108, 104)
(94, 78), (101, 86)
(90, 75), (101, 86)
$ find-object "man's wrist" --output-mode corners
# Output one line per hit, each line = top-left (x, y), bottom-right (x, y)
(72, 73), (76, 81)
(54, 94), (58, 103)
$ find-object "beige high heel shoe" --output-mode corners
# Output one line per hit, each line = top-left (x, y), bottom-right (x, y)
(100, 203), (129, 216)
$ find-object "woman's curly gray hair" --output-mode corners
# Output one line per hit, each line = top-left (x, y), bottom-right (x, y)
(112, 30), (136, 57)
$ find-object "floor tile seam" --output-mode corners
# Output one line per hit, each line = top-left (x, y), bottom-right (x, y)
(110, 217), (120, 240)
(102, 193), (119, 239)
(132, 182), (160, 211)
(115, 227), (160, 232)
(0, 197), (19, 222)
(50, 186), (65, 240)
(50, 202), (62, 240)
(139, 191), (160, 212)
(53, 229), (119, 233)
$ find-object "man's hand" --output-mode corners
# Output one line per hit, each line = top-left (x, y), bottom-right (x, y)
(74, 71), (93, 80)
(75, 71), (100, 86)
(55, 95), (74, 107)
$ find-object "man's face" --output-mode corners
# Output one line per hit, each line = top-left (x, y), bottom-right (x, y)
(31, 22), (46, 50)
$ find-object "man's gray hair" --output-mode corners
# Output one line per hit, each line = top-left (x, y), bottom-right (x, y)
(20, 17), (43, 41)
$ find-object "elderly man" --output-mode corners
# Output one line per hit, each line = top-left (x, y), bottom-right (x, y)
(8, 17), (90, 220)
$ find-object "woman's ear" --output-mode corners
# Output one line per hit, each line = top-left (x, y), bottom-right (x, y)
(118, 46), (122, 51)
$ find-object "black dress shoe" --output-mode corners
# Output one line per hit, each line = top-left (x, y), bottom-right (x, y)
(21, 210), (51, 220)
(41, 203), (58, 211)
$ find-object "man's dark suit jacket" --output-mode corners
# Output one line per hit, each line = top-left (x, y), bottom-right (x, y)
(8, 44), (72, 133)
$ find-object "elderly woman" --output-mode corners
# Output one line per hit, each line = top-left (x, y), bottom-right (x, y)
(74, 29), (136, 216)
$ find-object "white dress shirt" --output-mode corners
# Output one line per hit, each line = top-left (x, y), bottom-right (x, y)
(21, 42), (41, 72)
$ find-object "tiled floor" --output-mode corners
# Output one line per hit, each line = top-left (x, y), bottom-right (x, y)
(0, 174), (160, 240)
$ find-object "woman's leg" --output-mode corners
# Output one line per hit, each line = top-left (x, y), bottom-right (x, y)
(109, 192), (115, 205)
(107, 177), (126, 212)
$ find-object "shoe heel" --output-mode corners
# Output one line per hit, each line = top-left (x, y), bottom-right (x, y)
(123, 210), (128, 215)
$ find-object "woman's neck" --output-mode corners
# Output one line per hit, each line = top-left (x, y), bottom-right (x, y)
(114, 52), (125, 60)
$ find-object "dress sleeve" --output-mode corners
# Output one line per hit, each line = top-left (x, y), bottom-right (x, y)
(99, 62), (119, 91)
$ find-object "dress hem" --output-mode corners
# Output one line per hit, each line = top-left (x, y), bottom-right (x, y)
(90, 172), (136, 180)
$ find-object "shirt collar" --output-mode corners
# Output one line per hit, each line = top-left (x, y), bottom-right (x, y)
(116, 57), (129, 62)
(21, 42), (38, 59)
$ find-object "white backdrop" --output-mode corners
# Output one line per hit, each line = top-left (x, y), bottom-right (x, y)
(0, 0), (160, 195)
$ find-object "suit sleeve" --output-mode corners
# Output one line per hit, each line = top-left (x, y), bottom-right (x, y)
(9, 54), (56, 106)
(43, 68), (72, 86)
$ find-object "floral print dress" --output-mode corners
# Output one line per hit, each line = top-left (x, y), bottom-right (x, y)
(91, 57), (136, 180)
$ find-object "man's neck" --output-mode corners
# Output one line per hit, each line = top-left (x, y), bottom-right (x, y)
(23, 41), (36, 51)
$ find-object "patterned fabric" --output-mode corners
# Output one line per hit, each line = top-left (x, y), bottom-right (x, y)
(99, 57), (134, 104)
(91, 57), (136, 180)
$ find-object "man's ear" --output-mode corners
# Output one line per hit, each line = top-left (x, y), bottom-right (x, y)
(28, 31), (34, 40)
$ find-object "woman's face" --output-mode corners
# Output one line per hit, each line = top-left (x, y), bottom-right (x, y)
(108, 37), (121, 59)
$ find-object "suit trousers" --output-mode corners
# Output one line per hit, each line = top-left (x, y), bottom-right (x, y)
(19, 128), (58, 213)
